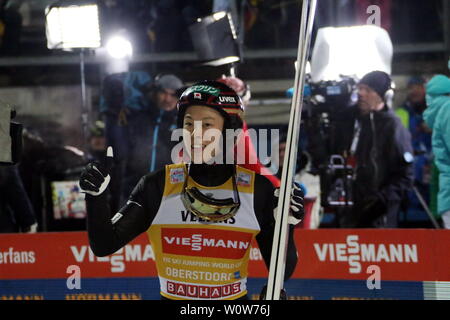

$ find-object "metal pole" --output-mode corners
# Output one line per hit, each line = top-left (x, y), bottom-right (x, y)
(80, 49), (88, 150)
(238, 0), (246, 63)
(265, 0), (317, 300)
(40, 175), (47, 232)
(443, 0), (450, 56)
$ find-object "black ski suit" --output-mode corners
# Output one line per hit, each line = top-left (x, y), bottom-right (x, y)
(85, 163), (298, 300)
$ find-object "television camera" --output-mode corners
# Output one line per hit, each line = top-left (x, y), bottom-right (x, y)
(303, 76), (357, 208)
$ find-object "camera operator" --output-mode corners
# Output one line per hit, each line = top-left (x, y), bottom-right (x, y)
(333, 71), (414, 228)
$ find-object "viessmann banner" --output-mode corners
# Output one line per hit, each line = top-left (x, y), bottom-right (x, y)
(0, 229), (449, 300)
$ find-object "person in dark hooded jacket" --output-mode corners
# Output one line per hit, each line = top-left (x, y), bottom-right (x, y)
(333, 71), (414, 228)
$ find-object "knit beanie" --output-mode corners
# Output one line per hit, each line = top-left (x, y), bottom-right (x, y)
(359, 71), (392, 100)
(155, 74), (184, 91)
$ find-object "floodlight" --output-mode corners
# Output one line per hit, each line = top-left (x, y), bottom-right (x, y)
(189, 11), (240, 67)
(45, 1), (102, 150)
(310, 25), (393, 82)
(106, 35), (133, 59)
(45, 1), (101, 50)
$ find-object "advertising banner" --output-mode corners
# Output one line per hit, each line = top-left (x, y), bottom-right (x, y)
(1, 229), (449, 300)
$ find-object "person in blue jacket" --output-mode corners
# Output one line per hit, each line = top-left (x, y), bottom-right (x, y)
(423, 74), (450, 229)
(395, 76), (432, 202)
(99, 71), (184, 211)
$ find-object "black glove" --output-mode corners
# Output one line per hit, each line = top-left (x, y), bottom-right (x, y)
(273, 182), (305, 225)
(79, 147), (113, 196)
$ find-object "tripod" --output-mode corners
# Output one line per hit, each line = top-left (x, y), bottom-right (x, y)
(412, 185), (441, 229)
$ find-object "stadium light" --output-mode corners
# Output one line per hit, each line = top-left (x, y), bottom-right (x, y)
(45, 0), (102, 150)
(105, 35), (133, 59)
(45, 1), (101, 50)
(310, 25), (393, 82)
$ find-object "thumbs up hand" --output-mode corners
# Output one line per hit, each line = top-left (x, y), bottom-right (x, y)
(79, 146), (114, 196)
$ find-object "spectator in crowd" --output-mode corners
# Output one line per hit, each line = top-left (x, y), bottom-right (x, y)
(99, 71), (184, 210)
(395, 76), (432, 207)
(333, 71), (414, 228)
(0, 165), (37, 233)
(143, 74), (185, 173)
(423, 74), (450, 229)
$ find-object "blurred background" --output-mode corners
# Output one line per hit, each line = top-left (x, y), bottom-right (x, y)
(0, 0), (447, 143)
(0, 0), (449, 232)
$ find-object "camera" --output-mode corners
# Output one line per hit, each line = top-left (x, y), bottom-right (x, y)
(320, 155), (354, 207)
(303, 76), (357, 208)
(307, 76), (357, 114)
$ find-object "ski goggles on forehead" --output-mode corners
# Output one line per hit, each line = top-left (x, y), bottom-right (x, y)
(181, 165), (241, 222)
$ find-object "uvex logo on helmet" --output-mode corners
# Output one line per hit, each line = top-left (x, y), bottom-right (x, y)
(176, 80), (244, 130)
(219, 96), (237, 103)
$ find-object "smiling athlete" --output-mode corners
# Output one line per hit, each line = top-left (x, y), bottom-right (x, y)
(79, 80), (303, 300)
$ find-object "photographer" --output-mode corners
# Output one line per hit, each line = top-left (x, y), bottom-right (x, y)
(332, 71), (414, 228)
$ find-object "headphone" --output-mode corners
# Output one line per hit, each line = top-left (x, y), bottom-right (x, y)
(384, 80), (395, 109)
(241, 82), (251, 104)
